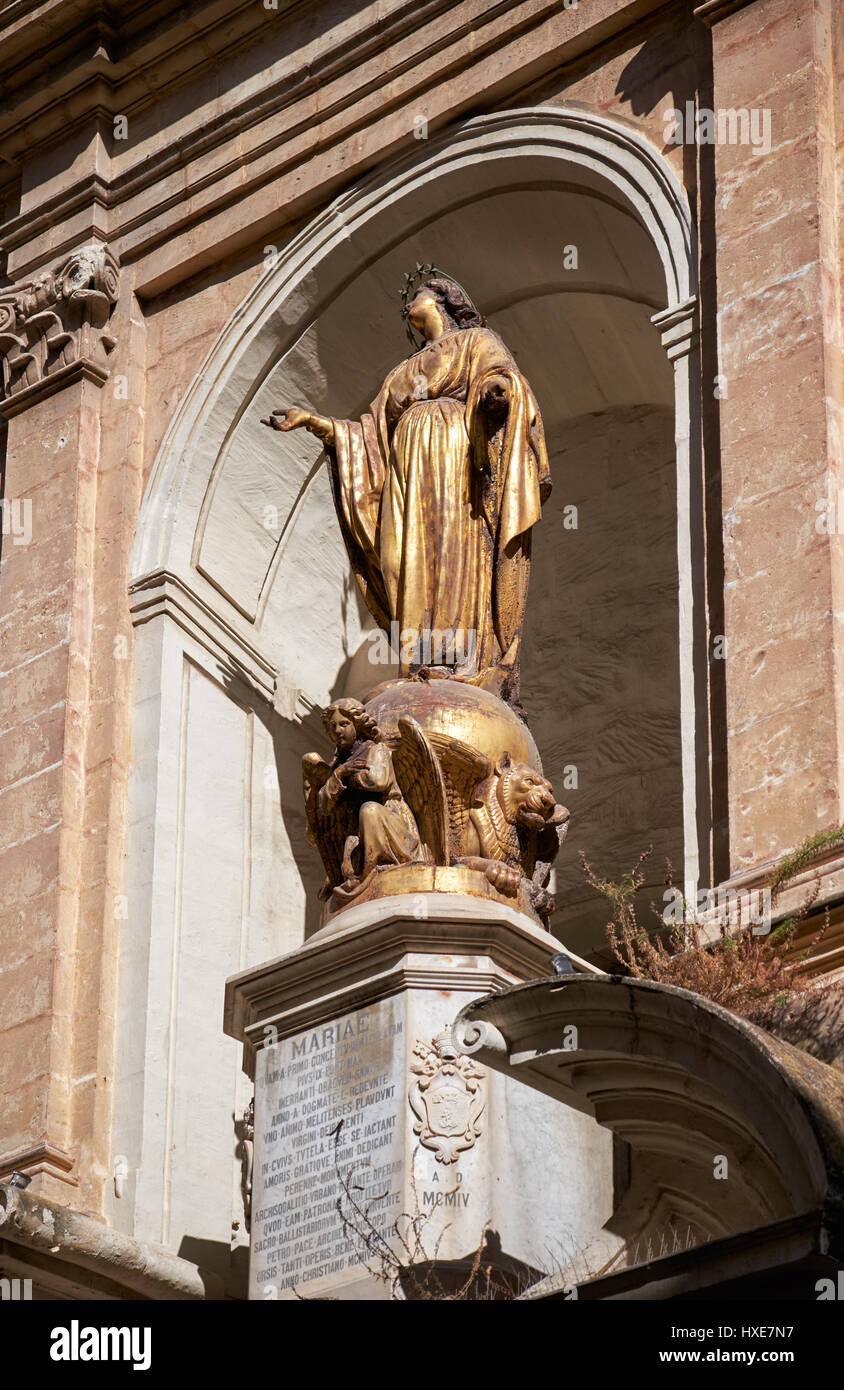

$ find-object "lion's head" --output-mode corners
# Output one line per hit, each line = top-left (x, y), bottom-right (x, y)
(495, 755), (569, 833)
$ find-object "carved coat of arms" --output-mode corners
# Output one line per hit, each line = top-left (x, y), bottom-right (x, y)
(409, 1031), (486, 1164)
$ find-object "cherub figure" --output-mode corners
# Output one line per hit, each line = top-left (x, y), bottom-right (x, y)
(303, 700), (448, 899)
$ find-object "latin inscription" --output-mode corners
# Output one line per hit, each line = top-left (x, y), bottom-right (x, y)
(250, 1003), (404, 1297)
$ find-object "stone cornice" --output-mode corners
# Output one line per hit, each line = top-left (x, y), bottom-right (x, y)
(0, 1141), (77, 1188)
(0, 240), (119, 417)
(223, 896), (578, 1076)
(693, 0), (758, 26)
(0, 0), (262, 152)
(0, 0), (491, 158)
(0, 0), (544, 220)
(128, 567), (277, 701)
(0, 1182), (216, 1298)
(0, 0), (673, 286)
(719, 850), (844, 976)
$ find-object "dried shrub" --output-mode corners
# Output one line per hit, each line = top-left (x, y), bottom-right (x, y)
(581, 830), (844, 1063)
(291, 1123), (529, 1300)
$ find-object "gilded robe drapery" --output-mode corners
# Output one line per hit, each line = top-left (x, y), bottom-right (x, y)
(326, 326), (551, 703)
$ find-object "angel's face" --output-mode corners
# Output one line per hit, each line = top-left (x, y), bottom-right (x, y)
(327, 708), (356, 750)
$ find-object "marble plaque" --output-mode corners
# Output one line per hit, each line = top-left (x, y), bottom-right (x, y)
(250, 997), (404, 1299)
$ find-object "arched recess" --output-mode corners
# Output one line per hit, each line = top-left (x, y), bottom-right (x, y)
(116, 108), (703, 1282)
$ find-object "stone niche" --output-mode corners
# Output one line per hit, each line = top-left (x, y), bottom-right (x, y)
(197, 176), (685, 949)
(124, 110), (696, 1283)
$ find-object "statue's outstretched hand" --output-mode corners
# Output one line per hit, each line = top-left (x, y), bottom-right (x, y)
(261, 406), (310, 431)
(260, 407), (335, 446)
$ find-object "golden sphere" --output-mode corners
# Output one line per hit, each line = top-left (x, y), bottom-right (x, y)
(365, 678), (541, 771)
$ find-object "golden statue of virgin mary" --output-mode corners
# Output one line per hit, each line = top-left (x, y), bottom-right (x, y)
(262, 268), (551, 709)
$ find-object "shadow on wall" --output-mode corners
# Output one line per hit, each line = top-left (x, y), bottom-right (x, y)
(614, 19), (701, 195)
(617, 24), (728, 878)
(523, 402), (684, 959)
(221, 595), (374, 941)
(616, 20), (728, 883)
(178, 1234), (249, 1300)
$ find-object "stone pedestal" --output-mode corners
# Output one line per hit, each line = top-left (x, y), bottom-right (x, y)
(224, 895), (612, 1300)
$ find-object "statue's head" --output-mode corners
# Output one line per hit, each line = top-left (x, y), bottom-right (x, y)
(495, 754), (569, 833)
(322, 698), (381, 750)
(421, 276), (485, 332)
(400, 264), (485, 347)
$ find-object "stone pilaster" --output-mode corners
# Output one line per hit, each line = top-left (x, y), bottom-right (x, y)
(651, 297), (710, 902)
(0, 242), (123, 1206)
(699, 0), (844, 871)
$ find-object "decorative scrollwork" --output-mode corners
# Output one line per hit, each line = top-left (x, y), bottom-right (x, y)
(0, 242), (120, 412)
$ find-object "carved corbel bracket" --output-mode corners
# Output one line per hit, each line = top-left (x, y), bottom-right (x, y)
(651, 296), (700, 363)
(0, 242), (120, 418)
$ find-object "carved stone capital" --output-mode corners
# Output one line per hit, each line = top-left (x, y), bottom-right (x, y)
(0, 241), (120, 418)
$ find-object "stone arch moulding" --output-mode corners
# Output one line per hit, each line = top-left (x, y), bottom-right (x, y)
(118, 107), (703, 1260)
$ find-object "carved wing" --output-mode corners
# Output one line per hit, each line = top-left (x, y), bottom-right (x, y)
(392, 716), (450, 865)
(302, 754), (348, 889)
(427, 734), (491, 860)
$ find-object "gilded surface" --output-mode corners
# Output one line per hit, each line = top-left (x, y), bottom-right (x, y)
(263, 274), (550, 710)
(301, 682), (569, 926)
(265, 271), (568, 925)
(303, 700), (432, 900)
